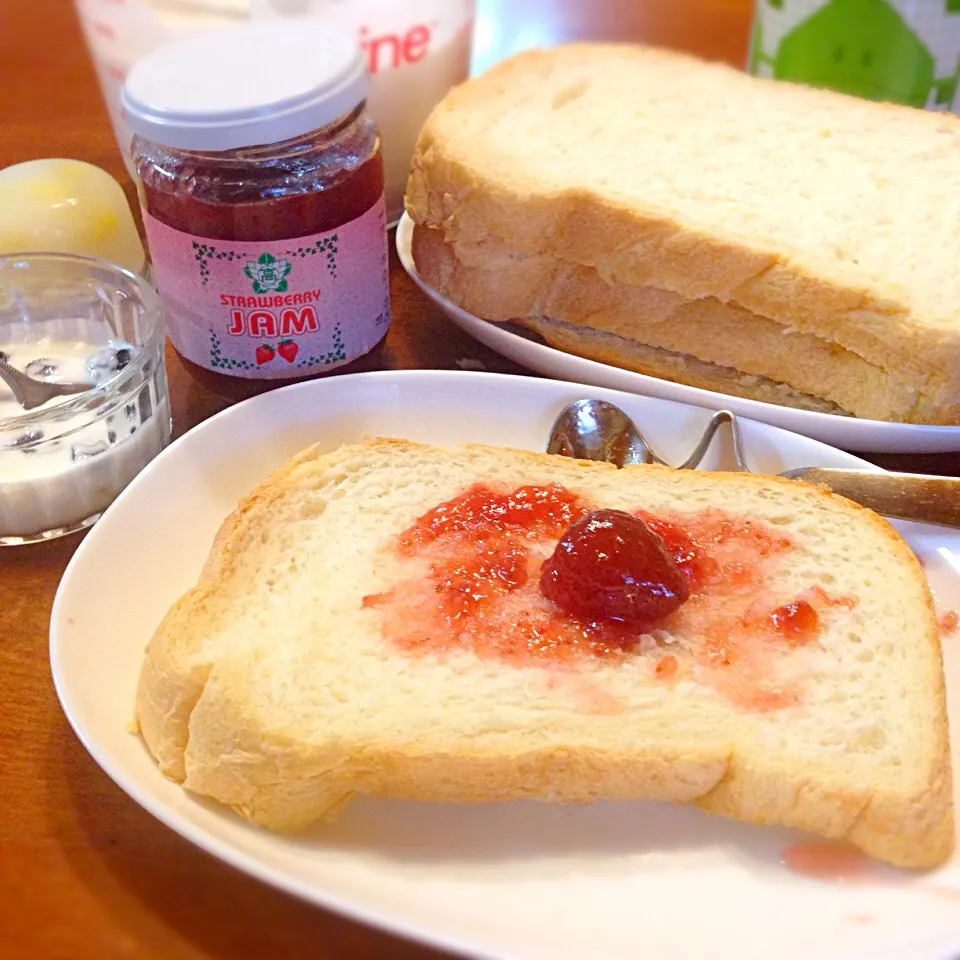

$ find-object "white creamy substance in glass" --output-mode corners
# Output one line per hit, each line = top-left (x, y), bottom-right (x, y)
(0, 333), (170, 539)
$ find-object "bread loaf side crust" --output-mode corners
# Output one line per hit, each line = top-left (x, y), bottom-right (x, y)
(135, 439), (954, 868)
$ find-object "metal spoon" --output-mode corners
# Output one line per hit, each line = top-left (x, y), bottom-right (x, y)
(546, 398), (657, 467)
(0, 354), (93, 411)
(546, 398), (960, 528)
(546, 398), (747, 470)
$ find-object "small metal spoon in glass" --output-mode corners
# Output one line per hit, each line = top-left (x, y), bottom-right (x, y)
(0, 353), (93, 411)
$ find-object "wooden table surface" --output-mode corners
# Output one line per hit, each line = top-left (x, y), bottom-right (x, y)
(1, 2), (956, 958)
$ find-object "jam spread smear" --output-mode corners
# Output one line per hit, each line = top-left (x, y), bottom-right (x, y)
(433, 543), (529, 619)
(769, 599), (820, 646)
(365, 482), (856, 711)
(398, 483), (583, 553)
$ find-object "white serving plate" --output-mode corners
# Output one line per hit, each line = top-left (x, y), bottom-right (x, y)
(51, 370), (960, 960)
(396, 213), (960, 456)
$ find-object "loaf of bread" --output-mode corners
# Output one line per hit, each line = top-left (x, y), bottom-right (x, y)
(136, 438), (954, 868)
(405, 44), (960, 424)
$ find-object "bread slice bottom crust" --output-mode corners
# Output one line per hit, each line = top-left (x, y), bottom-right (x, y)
(520, 316), (847, 415)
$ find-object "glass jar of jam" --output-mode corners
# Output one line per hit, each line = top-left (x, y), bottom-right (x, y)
(121, 21), (390, 400)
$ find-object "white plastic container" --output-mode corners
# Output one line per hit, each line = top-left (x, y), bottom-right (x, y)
(75, 0), (475, 222)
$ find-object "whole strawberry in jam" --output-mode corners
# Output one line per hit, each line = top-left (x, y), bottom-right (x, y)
(540, 509), (689, 626)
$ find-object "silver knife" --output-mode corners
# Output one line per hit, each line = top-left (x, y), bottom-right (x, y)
(782, 468), (960, 528)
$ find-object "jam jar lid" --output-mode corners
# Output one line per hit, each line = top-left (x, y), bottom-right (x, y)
(121, 20), (369, 152)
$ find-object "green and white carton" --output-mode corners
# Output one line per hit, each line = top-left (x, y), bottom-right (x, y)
(749, 0), (960, 110)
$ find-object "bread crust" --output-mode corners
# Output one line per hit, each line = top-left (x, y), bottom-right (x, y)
(405, 44), (960, 424)
(411, 224), (952, 423)
(136, 439), (954, 868)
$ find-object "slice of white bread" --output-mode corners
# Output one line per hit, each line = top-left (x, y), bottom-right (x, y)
(405, 44), (960, 424)
(412, 224), (920, 421)
(136, 438), (953, 868)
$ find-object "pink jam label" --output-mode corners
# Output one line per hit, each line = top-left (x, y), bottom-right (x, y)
(143, 196), (390, 378)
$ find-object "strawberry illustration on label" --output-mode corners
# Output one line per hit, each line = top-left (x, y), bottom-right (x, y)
(255, 343), (275, 365)
(277, 339), (299, 363)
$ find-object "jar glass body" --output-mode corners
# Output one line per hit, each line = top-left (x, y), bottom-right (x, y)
(133, 107), (390, 400)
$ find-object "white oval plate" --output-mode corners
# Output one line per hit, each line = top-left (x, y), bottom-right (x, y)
(396, 214), (960, 456)
(51, 370), (960, 960)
